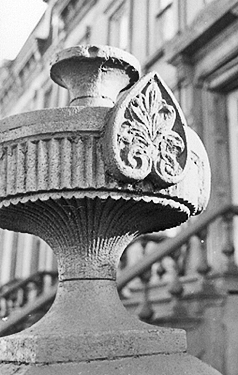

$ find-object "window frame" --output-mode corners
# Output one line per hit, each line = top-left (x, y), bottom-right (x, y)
(155, 0), (176, 49)
(107, 0), (130, 51)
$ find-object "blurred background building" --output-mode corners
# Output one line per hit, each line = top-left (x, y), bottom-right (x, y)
(1, 0), (237, 283)
(1, 1), (238, 372)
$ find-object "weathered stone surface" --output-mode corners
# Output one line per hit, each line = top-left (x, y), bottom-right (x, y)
(0, 280), (186, 363)
(104, 72), (188, 186)
(50, 45), (141, 107)
(0, 353), (221, 375)
(0, 106), (207, 215)
(0, 45), (219, 374)
(0, 197), (189, 279)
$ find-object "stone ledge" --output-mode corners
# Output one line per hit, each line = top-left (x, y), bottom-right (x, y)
(0, 353), (221, 375)
(0, 328), (186, 364)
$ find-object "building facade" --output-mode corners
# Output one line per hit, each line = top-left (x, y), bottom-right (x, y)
(0, 0), (238, 285)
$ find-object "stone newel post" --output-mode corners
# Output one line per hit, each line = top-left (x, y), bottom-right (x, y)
(0, 46), (221, 374)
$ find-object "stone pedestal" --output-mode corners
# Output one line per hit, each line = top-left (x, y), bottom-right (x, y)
(0, 46), (221, 374)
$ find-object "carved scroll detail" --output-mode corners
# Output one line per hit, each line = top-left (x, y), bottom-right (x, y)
(104, 72), (188, 188)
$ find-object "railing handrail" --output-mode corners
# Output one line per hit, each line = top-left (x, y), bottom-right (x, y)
(0, 285), (57, 337)
(0, 270), (58, 299)
(117, 203), (238, 291)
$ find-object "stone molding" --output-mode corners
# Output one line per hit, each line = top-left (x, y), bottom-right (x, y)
(0, 81), (209, 217)
(0, 124), (205, 216)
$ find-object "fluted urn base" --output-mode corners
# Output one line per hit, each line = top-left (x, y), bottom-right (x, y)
(0, 196), (221, 374)
(0, 196), (189, 362)
(0, 195), (189, 280)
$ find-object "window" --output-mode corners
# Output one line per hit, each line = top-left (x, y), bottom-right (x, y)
(108, 1), (129, 50)
(155, 0), (176, 49)
(185, 0), (215, 25)
(60, 0), (96, 33)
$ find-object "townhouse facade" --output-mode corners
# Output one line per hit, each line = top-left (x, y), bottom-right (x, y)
(0, 0), (238, 285)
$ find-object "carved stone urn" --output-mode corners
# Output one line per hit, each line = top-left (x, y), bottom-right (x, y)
(0, 46), (220, 374)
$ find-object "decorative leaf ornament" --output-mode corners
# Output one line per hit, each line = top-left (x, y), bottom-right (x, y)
(104, 72), (188, 188)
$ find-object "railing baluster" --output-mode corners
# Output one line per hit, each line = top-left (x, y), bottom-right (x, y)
(196, 228), (211, 276)
(194, 226), (223, 300)
(156, 261), (166, 280)
(137, 237), (154, 322)
(0, 298), (7, 319)
(168, 259), (184, 297)
(222, 212), (238, 274)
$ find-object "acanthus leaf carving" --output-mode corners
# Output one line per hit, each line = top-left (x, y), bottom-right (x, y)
(104, 72), (188, 188)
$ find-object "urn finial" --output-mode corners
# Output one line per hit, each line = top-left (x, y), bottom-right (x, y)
(0, 45), (219, 375)
(50, 45), (141, 107)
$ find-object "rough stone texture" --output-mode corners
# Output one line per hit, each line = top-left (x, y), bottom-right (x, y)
(0, 280), (186, 363)
(0, 45), (220, 374)
(0, 354), (221, 375)
(50, 45), (141, 107)
(0, 197), (190, 280)
(0, 106), (207, 214)
(104, 72), (188, 185)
